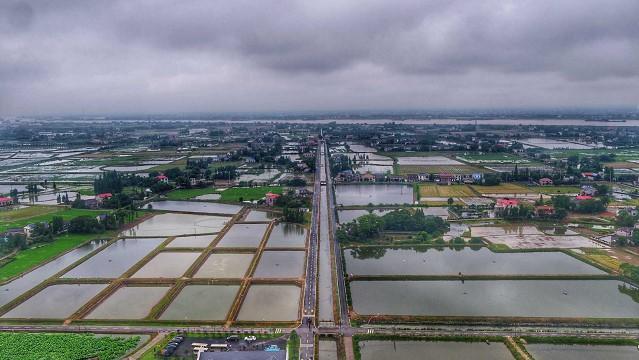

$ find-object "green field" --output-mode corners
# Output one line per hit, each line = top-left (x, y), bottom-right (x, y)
(0, 207), (111, 233)
(546, 148), (639, 161)
(0, 206), (59, 223)
(220, 186), (283, 202)
(148, 158), (187, 172)
(0, 332), (140, 360)
(166, 187), (217, 200)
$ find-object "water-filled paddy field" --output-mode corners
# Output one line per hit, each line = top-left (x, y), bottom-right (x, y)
(146, 200), (241, 215)
(62, 238), (165, 278)
(344, 247), (605, 276)
(86, 286), (169, 319)
(236, 285), (300, 322)
(160, 285), (239, 321)
(350, 280), (639, 318)
(0, 239), (107, 307)
(266, 223), (307, 248)
(122, 213), (228, 237)
(358, 340), (512, 360)
(216, 223), (269, 248)
(472, 225), (598, 249)
(131, 251), (201, 278)
(166, 235), (215, 248)
(194, 253), (254, 278)
(2, 284), (108, 319)
(335, 184), (414, 206)
(0, 206), (305, 324)
(253, 251), (305, 278)
(525, 343), (639, 360)
(244, 210), (277, 221)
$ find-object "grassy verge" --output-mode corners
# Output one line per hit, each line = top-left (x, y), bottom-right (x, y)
(0, 211), (143, 282)
(165, 187), (217, 200)
(148, 158), (187, 172)
(287, 330), (299, 360)
(580, 248), (621, 271)
(0, 233), (102, 282)
(220, 186), (283, 202)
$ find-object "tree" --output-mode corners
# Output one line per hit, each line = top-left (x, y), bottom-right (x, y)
(615, 210), (636, 228)
(51, 216), (64, 234)
(552, 195), (573, 210)
(447, 197), (454, 206)
(283, 207), (304, 223)
(482, 173), (501, 186)
(68, 216), (103, 233)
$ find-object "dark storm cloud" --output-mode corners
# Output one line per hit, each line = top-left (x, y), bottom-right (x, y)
(0, 0), (638, 114)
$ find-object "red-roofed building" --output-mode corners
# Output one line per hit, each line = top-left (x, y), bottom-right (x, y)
(494, 198), (520, 217)
(437, 172), (455, 184)
(95, 193), (112, 205)
(265, 192), (281, 207)
(495, 198), (519, 208)
(155, 174), (169, 184)
(0, 197), (14, 207)
(535, 205), (555, 217)
(575, 195), (593, 201)
(581, 172), (598, 180)
(539, 177), (553, 186)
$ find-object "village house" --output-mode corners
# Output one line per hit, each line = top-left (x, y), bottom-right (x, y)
(264, 192), (280, 206)
(0, 197), (14, 207)
(95, 193), (113, 205)
(436, 172), (455, 185)
(539, 177), (553, 186)
(155, 174), (169, 184)
(580, 185), (597, 196)
(535, 205), (555, 217)
(360, 172), (376, 182)
(494, 198), (520, 215)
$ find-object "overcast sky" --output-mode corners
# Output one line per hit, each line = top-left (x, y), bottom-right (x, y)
(1, 0), (638, 115)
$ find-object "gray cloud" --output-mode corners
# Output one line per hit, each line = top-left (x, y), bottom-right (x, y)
(0, 0), (638, 115)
